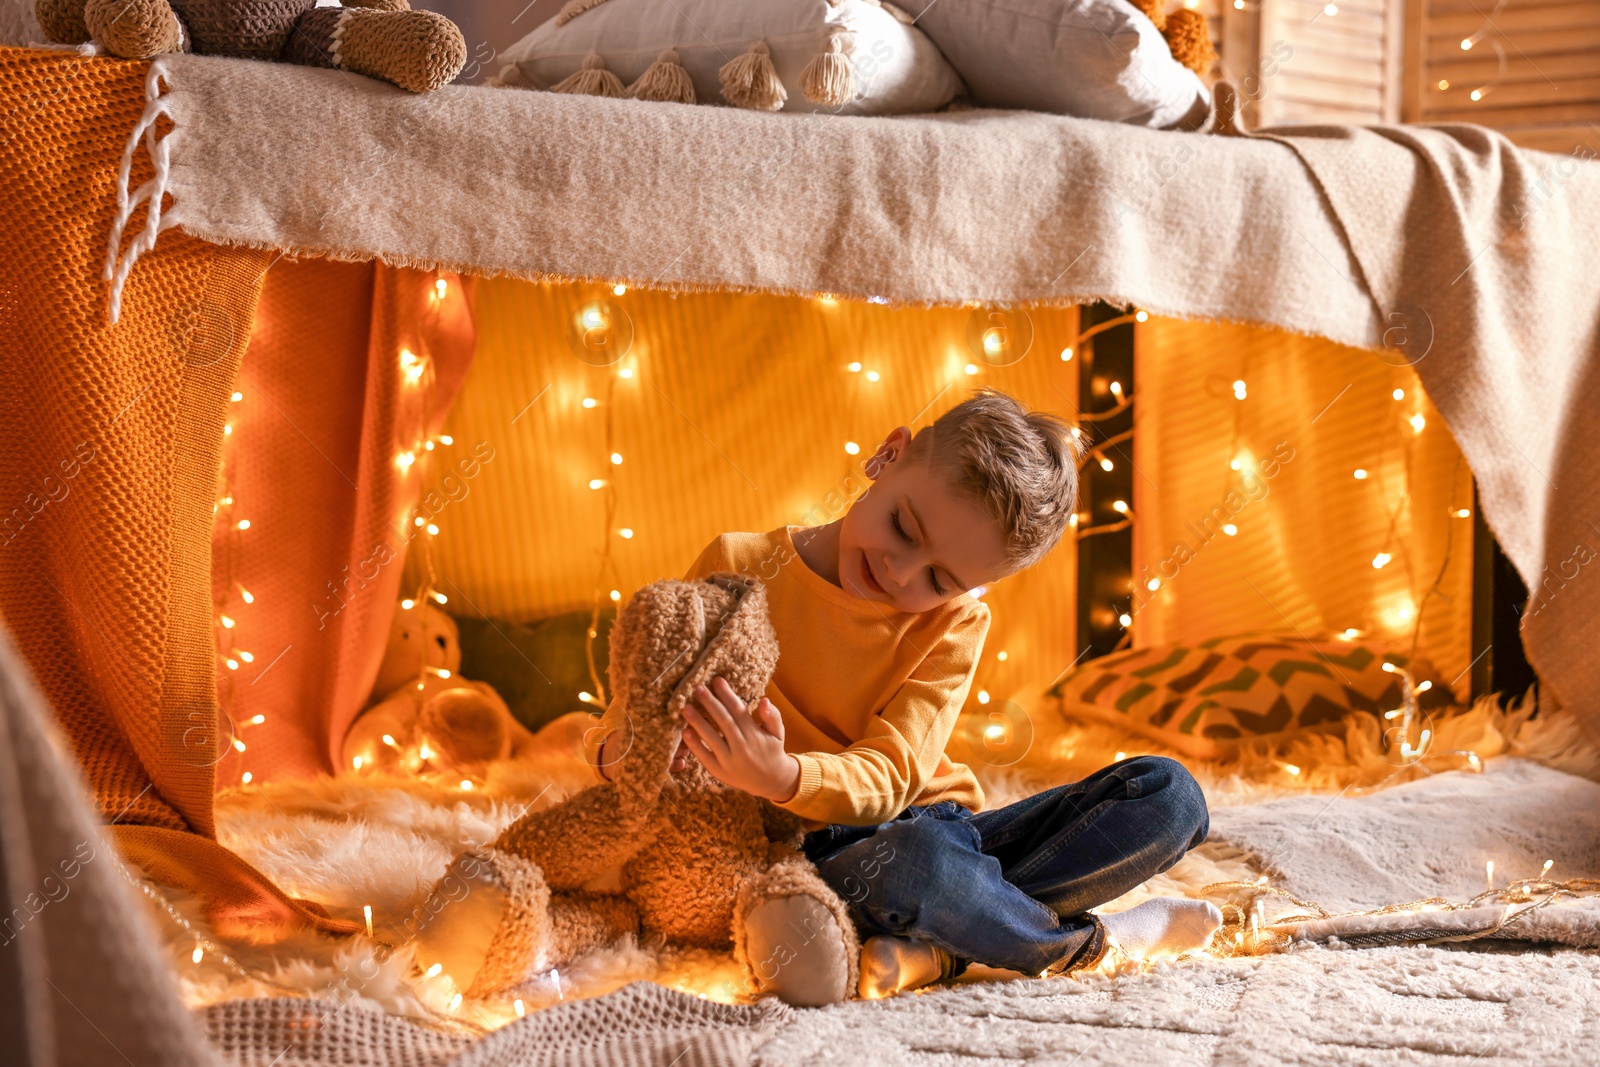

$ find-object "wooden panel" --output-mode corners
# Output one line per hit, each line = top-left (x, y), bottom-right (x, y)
(1416, 0), (1600, 154)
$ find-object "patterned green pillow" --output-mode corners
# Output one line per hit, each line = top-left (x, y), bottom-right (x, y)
(1046, 631), (1454, 758)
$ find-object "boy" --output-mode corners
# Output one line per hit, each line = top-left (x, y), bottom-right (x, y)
(589, 388), (1218, 998)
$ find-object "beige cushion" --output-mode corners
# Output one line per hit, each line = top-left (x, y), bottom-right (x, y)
(908, 0), (1210, 128)
(492, 0), (964, 115)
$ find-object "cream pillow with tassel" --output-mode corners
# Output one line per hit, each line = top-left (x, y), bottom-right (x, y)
(489, 0), (964, 116)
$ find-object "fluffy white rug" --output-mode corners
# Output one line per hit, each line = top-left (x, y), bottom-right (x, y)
(130, 688), (1600, 1060)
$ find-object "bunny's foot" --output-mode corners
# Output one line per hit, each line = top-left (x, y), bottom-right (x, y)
(734, 857), (860, 1006)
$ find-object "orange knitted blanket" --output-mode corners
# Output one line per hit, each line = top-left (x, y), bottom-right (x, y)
(0, 47), (474, 941)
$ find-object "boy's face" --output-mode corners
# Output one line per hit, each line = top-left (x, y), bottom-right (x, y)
(838, 426), (1011, 613)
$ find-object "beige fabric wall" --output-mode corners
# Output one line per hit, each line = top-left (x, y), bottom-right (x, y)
(1132, 316), (1475, 700)
(401, 280), (1082, 726)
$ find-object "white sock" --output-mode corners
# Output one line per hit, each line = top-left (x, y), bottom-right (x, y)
(857, 935), (947, 999)
(1098, 897), (1223, 961)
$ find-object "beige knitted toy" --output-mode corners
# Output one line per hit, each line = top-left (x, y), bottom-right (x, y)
(35, 0), (466, 93)
(341, 600), (540, 775)
(411, 572), (861, 1007)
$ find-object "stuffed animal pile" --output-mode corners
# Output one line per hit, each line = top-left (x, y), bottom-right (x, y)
(409, 572), (861, 1007)
(35, 0), (466, 93)
(342, 599), (541, 775)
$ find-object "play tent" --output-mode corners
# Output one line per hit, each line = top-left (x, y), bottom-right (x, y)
(3, 33), (1600, 1067)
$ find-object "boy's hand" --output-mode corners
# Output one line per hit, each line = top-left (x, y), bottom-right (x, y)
(680, 676), (800, 803)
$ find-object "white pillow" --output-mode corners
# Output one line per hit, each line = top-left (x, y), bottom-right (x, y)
(906, 0), (1210, 129)
(490, 0), (964, 116)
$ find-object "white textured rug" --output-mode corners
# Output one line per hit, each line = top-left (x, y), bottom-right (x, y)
(131, 694), (1600, 1065)
(753, 943), (1600, 1066)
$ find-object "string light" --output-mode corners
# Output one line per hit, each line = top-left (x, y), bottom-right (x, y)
(1372, 552), (1392, 568)
(1060, 347), (1073, 361)
(613, 284), (627, 296)
(865, 370), (880, 382)
(1409, 414), (1426, 432)
(847, 361), (862, 372)
(1232, 379), (1247, 400)
(844, 441), (860, 454)
(1353, 468), (1368, 480)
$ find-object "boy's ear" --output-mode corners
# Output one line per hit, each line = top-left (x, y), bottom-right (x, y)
(866, 425), (913, 478)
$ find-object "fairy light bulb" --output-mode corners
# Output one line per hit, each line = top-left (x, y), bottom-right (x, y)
(1111, 500), (1129, 514)
(192, 946), (204, 964)
(1353, 468), (1368, 480)
(230, 391), (243, 402)
(435, 278), (448, 299)
(514, 999), (526, 1017)
(1098, 455), (1114, 472)
(1232, 379), (1247, 400)
(400, 349), (425, 384)
(225, 658), (239, 671)
(609, 589), (622, 602)
(426, 963), (442, 978)
(236, 519), (250, 530)
(613, 283), (627, 296)
(1373, 552), (1392, 568)
(430, 591), (448, 604)
(426, 523), (439, 536)
(249, 714), (265, 725)
(241, 771), (252, 784)
(977, 690), (990, 704)
(610, 452), (623, 465)
(582, 397), (597, 408)
(589, 478), (606, 490)
(396, 451), (416, 471)
(844, 442), (860, 455)
(1109, 380), (1124, 398)
(238, 651), (254, 663)
(1410, 414), (1426, 432)
(401, 598), (415, 610)
(865, 370), (880, 382)
(220, 614), (235, 629)
(1222, 524), (1238, 536)
(619, 368), (633, 379)
(1134, 310), (1148, 322)
(619, 528), (634, 538)
(239, 586), (254, 604)
(847, 361), (862, 372)
(1060, 347), (1073, 361)
(1147, 578), (1161, 591)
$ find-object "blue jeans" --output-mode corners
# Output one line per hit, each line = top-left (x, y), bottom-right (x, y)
(801, 755), (1210, 978)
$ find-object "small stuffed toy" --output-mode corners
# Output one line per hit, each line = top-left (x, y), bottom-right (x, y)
(342, 599), (540, 774)
(35, 0), (466, 93)
(411, 572), (861, 1007)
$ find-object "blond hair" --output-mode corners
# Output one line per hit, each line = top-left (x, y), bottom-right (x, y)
(904, 388), (1081, 574)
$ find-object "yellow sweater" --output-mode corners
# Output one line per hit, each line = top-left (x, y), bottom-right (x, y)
(585, 525), (990, 826)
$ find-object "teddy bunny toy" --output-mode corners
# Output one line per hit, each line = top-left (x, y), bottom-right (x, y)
(35, 0), (466, 93)
(410, 571), (862, 1007)
(342, 598), (540, 774)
